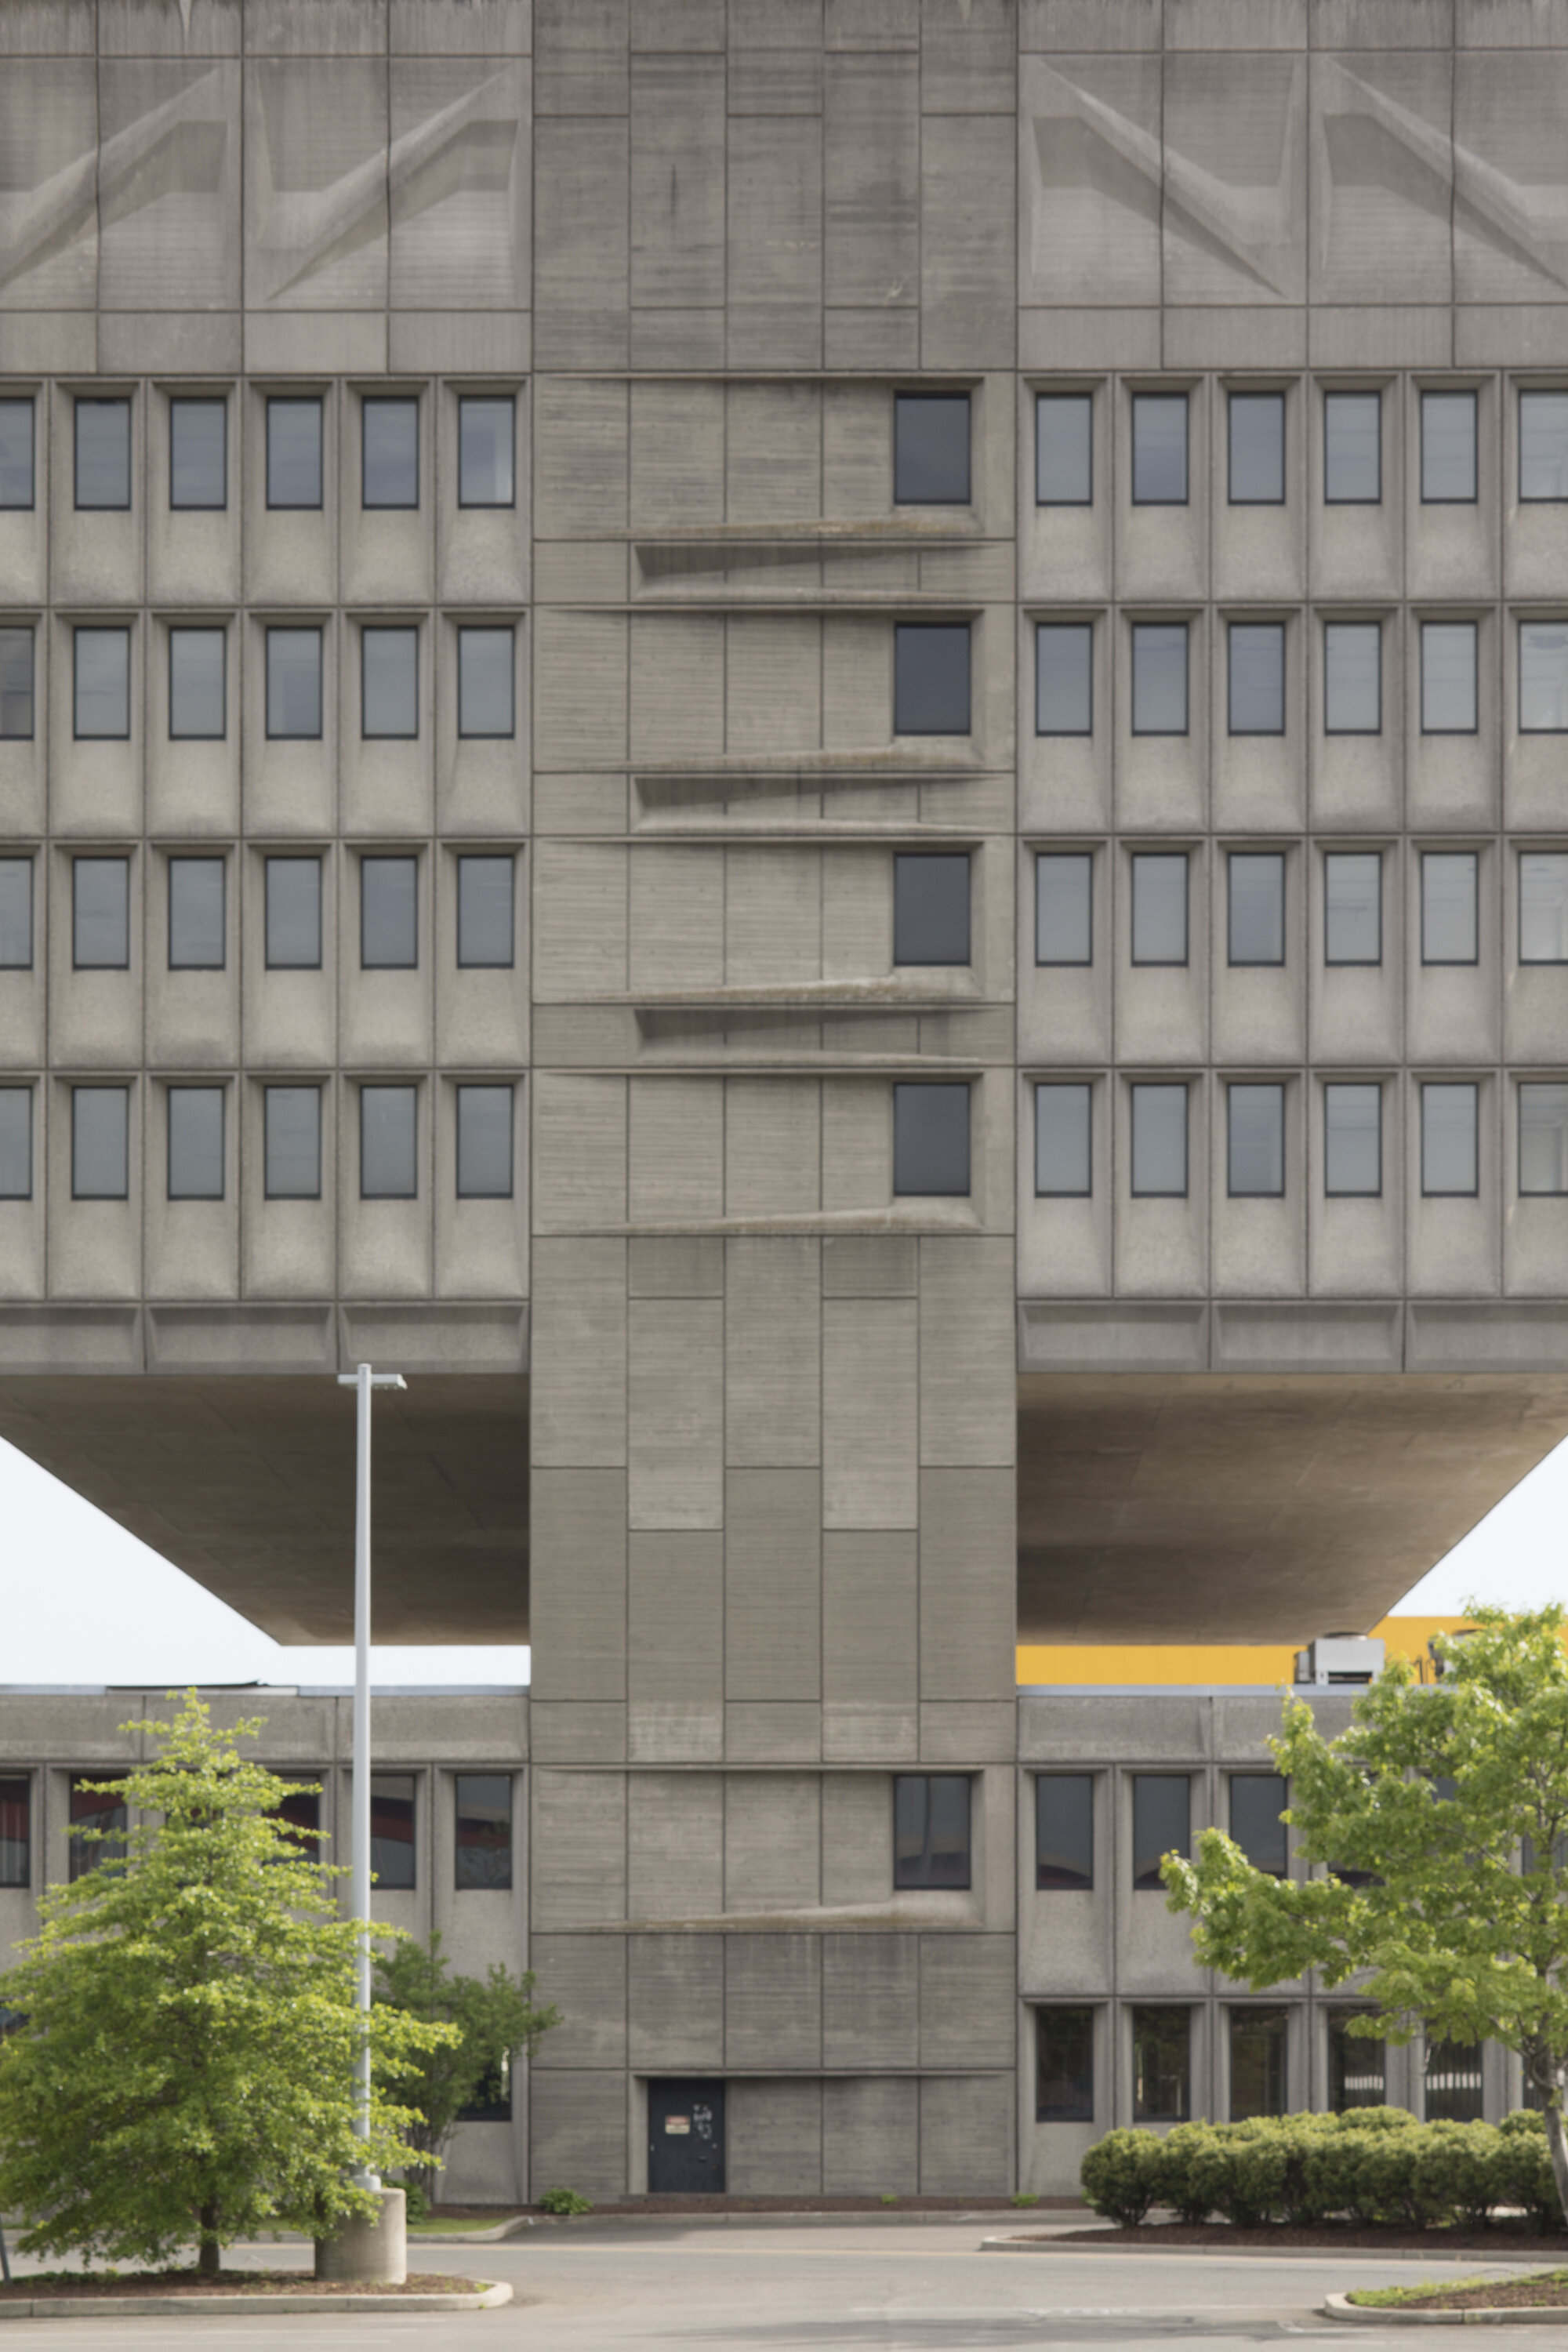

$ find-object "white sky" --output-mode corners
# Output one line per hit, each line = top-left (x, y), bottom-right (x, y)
(2, 1423), (1565, 1688)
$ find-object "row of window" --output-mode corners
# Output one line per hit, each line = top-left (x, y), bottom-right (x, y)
(1036, 1771), (1285, 1891)
(0, 623), (517, 744)
(0, 394), (516, 517)
(0, 1769), (514, 1891)
(1033, 1078), (1568, 1200)
(1036, 2005), (1473, 2128)
(1034, 615), (1568, 739)
(5, 853), (516, 975)
(0, 1080), (518, 1203)
(1036, 387), (1568, 509)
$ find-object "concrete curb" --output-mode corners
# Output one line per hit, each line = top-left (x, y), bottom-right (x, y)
(981, 2240), (1568, 2266)
(1323, 2291), (1564, 2325)
(444, 2209), (1036, 2240)
(0, 2280), (512, 2318)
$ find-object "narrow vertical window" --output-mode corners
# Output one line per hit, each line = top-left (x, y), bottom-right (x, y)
(0, 859), (31, 968)
(264, 858), (322, 969)
(0, 1091), (32, 1200)
(1421, 390), (1477, 503)
(1036, 1776), (1094, 1891)
(893, 852), (970, 965)
(1324, 1084), (1381, 1197)
(892, 1083), (971, 1197)
(1231, 2008), (1289, 2121)
(362, 397), (419, 509)
(168, 857), (225, 970)
(74, 628), (131, 739)
(361, 856), (417, 970)
(1229, 853), (1284, 966)
(893, 623), (971, 735)
(1228, 1083), (1285, 1198)
(361, 626), (419, 739)
(1324, 852), (1381, 965)
(1035, 1083), (1091, 1197)
(893, 1774), (971, 1890)
(457, 626), (515, 739)
(168, 628), (226, 740)
(1519, 854), (1568, 963)
(1132, 1775), (1190, 1889)
(1520, 391), (1568, 502)
(167, 1087), (225, 1200)
(0, 1777), (28, 1886)
(1036, 622), (1093, 736)
(169, 398), (226, 510)
(0, 628), (34, 740)
(456, 1085), (514, 1199)
(1132, 2007), (1191, 2122)
(1324, 391), (1380, 503)
(263, 1085), (321, 1199)
(1421, 1082), (1479, 1197)
(71, 1087), (129, 1200)
(1229, 1774), (1288, 1876)
(458, 397), (515, 506)
(360, 1084), (418, 1200)
(74, 857), (129, 969)
(1131, 624), (1188, 735)
(68, 1776), (127, 1879)
(1425, 2040), (1484, 2124)
(1036, 394), (1092, 505)
(1421, 851), (1478, 964)
(455, 1774), (512, 1890)
(1229, 622), (1285, 735)
(265, 627), (323, 739)
(1228, 391), (1284, 504)
(1519, 1083), (1568, 1196)
(1329, 2011), (1386, 2112)
(266, 397), (323, 509)
(1131, 393), (1188, 503)
(1421, 621), (1479, 734)
(1323, 622), (1381, 735)
(1035, 853), (1091, 965)
(894, 392), (970, 504)
(75, 398), (131, 510)
(1519, 621), (1568, 733)
(1037, 2009), (1095, 2122)
(1131, 852), (1188, 966)
(456, 855), (515, 967)
(370, 1774), (416, 1888)
(0, 399), (34, 509)
(1130, 1086), (1188, 1198)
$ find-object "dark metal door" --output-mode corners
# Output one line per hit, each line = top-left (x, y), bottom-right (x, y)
(648, 2080), (724, 2193)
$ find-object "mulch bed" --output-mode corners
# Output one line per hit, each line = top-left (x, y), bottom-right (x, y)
(499, 2195), (1078, 2217)
(1359, 2276), (1568, 2311)
(1053, 2224), (1568, 2255)
(0, 2271), (485, 2299)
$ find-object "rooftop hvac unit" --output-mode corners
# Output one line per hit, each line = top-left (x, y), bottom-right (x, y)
(1294, 1634), (1385, 1686)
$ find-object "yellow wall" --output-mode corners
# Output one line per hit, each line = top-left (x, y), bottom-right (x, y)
(1015, 1617), (1472, 1688)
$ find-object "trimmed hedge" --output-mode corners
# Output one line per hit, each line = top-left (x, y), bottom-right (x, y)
(1080, 2111), (1563, 2232)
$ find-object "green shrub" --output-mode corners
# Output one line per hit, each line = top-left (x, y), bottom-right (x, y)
(1495, 2112), (1563, 2234)
(1415, 2122), (1504, 2230)
(1156, 2122), (1218, 2224)
(539, 2187), (593, 2216)
(1080, 2129), (1165, 2227)
(1334, 2105), (1418, 2133)
(400, 2180), (431, 2225)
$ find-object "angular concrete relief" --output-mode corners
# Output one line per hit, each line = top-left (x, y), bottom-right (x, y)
(0, 61), (99, 309)
(98, 62), (241, 311)
(1454, 53), (1568, 302)
(244, 60), (390, 308)
(1020, 53), (1161, 304)
(1162, 53), (1305, 305)
(390, 59), (529, 310)
(1309, 53), (1453, 305)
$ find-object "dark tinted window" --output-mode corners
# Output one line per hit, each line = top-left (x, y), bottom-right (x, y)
(893, 853), (970, 965)
(1425, 2038), (1483, 2123)
(1329, 2011), (1386, 2111)
(1036, 394), (1092, 505)
(370, 1773), (416, 1889)
(892, 1081), (970, 1197)
(1229, 391), (1284, 503)
(894, 623), (971, 735)
(1132, 1774), (1189, 1889)
(893, 1773), (971, 1889)
(457, 855), (514, 967)
(895, 392), (970, 504)
(361, 856), (417, 969)
(1037, 2007), (1094, 2122)
(1132, 2005), (1189, 2121)
(456, 1773), (512, 1890)
(1229, 1773), (1287, 1875)
(1036, 1775), (1094, 1890)
(68, 1776), (127, 1879)
(267, 397), (322, 508)
(169, 398), (226, 509)
(363, 397), (419, 508)
(167, 1087), (224, 1201)
(75, 398), (131, 510)
(169, 857), (225, 969)
(0, 1777), (27, 1886)
(1231, 2006), (1287, 2119)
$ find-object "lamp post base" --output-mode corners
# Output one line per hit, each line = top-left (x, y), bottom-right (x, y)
(314, 2187), (407, 2284)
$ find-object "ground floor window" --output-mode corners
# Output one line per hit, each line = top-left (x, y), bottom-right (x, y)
(1036, 2006), (1094, 2121)
(1132, 2005), (1190, 2122)
(1425, 2038), (1483, 2122)
(1229, 2006), (1287, 2119)
(1328, 2009), (1385, 2111)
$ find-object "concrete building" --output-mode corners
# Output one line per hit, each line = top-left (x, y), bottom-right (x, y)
(2, 0), (1568, 2196)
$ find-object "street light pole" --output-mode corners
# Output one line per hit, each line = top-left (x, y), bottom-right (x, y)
(336, 1360), (406, 2187)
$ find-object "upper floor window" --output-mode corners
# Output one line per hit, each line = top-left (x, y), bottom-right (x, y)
(168, 627), (226, 740)
(1324, 620), (1381, 735)
(74, 627), (130, 740)
(456, 855), (515, 967)
(1519, 1083), (1568, 1196)
(1132, 1773), (1189, 1889)
(75, 397), (130, 510)
(1519, 621), (1568, 734)
(1035, 1082), (1091, 1198)
(0, 859), (32, 970)
(263, 1084), (321, 1200)
(361, 1085), (417, 1200)
(892, 1081), (971, 1198)
(168, 857), (225, 970)
(169, 397), (226, 510)
(1421, 620), (1478, 735)
(167, 1086), (224, 1202)
(1229, 622), (1284, 735)
(1324, 1083), (1381, 1197)
(1324, 851), (1381, 965)
(1228, 1083), (1284, 1198)
(0, 398), (34, 510)
(267, 397), (322, 509)
(1131, 623), (1188, 735)
(1421, 851), (1478, 965)
(457, 1084), (514, 1200)
(1130, 1083), (1187, 1198)
(1229, 1773), (1288, 1876)
(0, 1777), (27, 1887)
(68, 1774), (127, 1879)
(264, 856), (321, 970)
(894, 391), (970, 505)
(1229, 391), (1284, 504)
(893, 852), (970, 966)
(371, 1773), (416, 1888)
(0, 1091), (32, 1202)
(1036, 622), (1092, 736)
(1036, 1773), (1094, 1890)
(458, 396), (514, 507)
(362, 626), (419, 739)
(361, 855), (417, 970)
(1520, 390), (1568, 502)
(362, 397), (419, 509)
(1421, 390), (1477, 503)
(266, 627), (323, 740)
(456, 626), (514, 739)
(1421, 1081), (1479, 1197)
(1324, 390), (1380, 503)
(1131, 391), (1187, 504)
(1036, 851), (1091, 965)
(893, 1773), (971, 1890)
(1131, 851), (1187, 966)
(1036, 393), (1092, 506)
(0, 627), (33, 741)
(894, 622), (971, 736)
(1519, 852), (1568, 963)
(74, 856), (129, 969)
(455, 1774), (513, 1890)
(1229, 852), (1283, 967)
(72, 1087), (129, 1203)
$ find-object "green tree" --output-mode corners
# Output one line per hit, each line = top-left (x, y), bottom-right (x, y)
(1162, 1606), (1568, 2224)
(0, 1693), (455, 2277)
(373, 1931), (558, 2201)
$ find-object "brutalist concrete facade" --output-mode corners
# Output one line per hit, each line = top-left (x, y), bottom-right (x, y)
(5, 0), (1568, 2198)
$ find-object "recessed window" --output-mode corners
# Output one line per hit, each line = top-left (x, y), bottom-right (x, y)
(265, 627), (323, 739)
(74, 627), (130, 740)
(1231, 2006), (1288, 2121)
(893, 852), (970, 965)
(1132, 1773), (1189, 1889)
(263, 1084), (321, 1200)
(457, 626), (514, 739)
(74, 856), (129, 969)
(1324, 851), (1381, 965)
(1037, 2006), (1094, 2123)
(1130, 622), (1188, 735)
(1425, 2039), (1484, 2125)
(1329, 2010), (1386, 2112)
(68, 1774), (127, 1879)
(1520, 853), (1568, 963)
(1520, 390), (1568, 502)
(1131, 852), (1187, 966)
(1229, 1083), (1284, 1198)
(72, 1086), (129, 1201)
(1519, 621), (1568, 733)
(1132, 2005), (1191, 2122)
(0, 1091), (31, 1200)
(1036, 851), (1091, 965)
(1035, 622), (1092, 736)
(168, 857), (225, 970)
(1421, 390), (1477, 503)
(458, 396), (515, 506)
(1131, 392), (1187, 503)
(1421, 851), (1478, 964)
(75, 397), (131, 510)
(169, 397), (226, 510)
(892, 1773), (971, 1890)
(1324, 390), (1380, 503)
(1229, 391), (1284, 504)
(0, 399), (34, 510)
(167, 1086), (224, 1201)
(370, 1773), (416, 1889)
(1229, 1773), (1287, 1876)
(455, 1773), (512, 1890)
(1323, 620), (1381, 735)
(1519, 1083), (1568, 1196)
(894, 622), (971, 735)
(0, 1777), (28, 1886)
(456, 1083), (514, 1199)
(1421, 620), (1478, 734)
(892, 1081), (971, 1197)
(1036, 393), (1092, 505)
(1130, 1084), (1188, 1198)
(456, 855), (515, 967)
(1229, 852), (1284, 967)
(1422, 1081), (1479, 1197)
(362, 396), (419, 509)
(361, 855), (417, 970)
(1324, 1083), (1381, 1197)
(1036, 1774), (1093, 1891)
(0, 627), (34, 740)
(264, 857), (322, 970)
(361, 1083), (417, 1200)
(361, 626), (418, 740)
(266, 397), (322, 509)
(1229, 622), (1284, 735)
(894, 391), (970, 505)
(168, 627), (225, 740)
(0, 859), (31, 969)
(1036, 1083), (1091, 1198)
